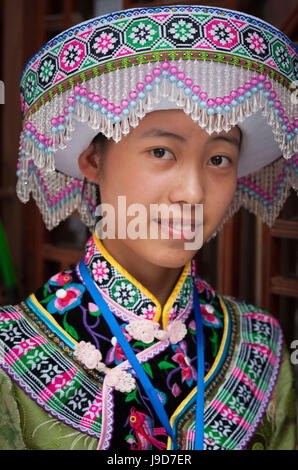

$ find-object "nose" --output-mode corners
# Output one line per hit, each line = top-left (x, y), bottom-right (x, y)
(168, 162), (205, 206)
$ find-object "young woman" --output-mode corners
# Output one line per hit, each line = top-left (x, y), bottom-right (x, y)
(0, 5), (297, 450)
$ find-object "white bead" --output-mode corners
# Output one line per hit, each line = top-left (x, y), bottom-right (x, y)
(56, 288), (67, 299)
(185, 356), (191, 366)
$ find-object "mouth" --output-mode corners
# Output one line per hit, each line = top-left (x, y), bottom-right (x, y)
(152, 218), (202, 239)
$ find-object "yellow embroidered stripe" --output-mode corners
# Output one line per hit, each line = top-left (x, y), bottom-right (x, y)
(167, 294), (230, 450)
(93, 234), (191, 329)
(28, 293), (79, 348)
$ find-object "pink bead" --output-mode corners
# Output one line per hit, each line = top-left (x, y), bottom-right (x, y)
(251, 78), (258, 86)
(170, 66), (178, 75)
(121, 99), (129, 107)
(114, 106), (122, 115)
(177, 72), (185, 80)
(51, 118), (58, 126)
(200, 92), (208, 100)
(279, 108), (284, 116)
(129, 90), (138, 100)
(274, 100), (281, 108)
(39, 134), (45, 142)
(100, 98), (108, 106)
(153, 67), (161, 76)
(215, 97), (223, 105)
(64, 106), (69, 114)
(67, 96), (75, 105)
(258, 74), (266, 82)
(58, 115), (65, 123)
(25, 121), (31, 130)
(230, 90), (238, 99)
(87, 92), (94, 100)
(185, 78), (193, 87)
(294, 119), (298, 127)
(107, 103), (114, 111)
(270, 91), (277, 99)
(192, 85), (200, 94)
(207, 98), (215, 107)
(79, 87), (87, 96)
(136, 82), (145, 91)
(237, 87), (245, 95)
(283, 117), (289, 124)
(264, 81), (272, 90)
(161, 61), (170, 70)
(145, 74), (153, 84)
(93, 94), (100, 103)
(74, 85), (81, 94)
(244, 82), (251, 90)
(223, 96), (231, 104)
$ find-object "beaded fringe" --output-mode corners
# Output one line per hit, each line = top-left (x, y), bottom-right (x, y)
(16, 59), (298, 231)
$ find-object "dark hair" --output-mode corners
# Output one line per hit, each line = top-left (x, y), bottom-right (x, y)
(91, 132), (111, 175)
(91, 132), (111, 208)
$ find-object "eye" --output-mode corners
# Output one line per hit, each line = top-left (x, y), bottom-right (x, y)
(149, 148), (174, 160)
(208, 155), (232, 167)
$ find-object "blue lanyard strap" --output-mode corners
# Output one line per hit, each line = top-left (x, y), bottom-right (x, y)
(79, 258), (204, 450)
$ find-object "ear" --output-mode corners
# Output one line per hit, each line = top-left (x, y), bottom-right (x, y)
(78, 143), (101, 183)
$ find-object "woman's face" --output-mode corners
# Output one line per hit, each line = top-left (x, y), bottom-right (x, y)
(80, 109), (241, 269)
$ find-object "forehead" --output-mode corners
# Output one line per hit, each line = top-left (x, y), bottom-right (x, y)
(127, 109), (241, 143)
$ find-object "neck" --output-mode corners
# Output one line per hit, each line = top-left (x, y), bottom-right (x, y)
(100, 238), (184, 310)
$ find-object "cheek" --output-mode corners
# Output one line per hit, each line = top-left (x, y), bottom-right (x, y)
(99, 151), (157, 209)
(206, 175), (237, 215)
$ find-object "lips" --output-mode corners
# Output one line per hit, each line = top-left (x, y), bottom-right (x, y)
(157, 218), (200, 230)
(152, 218), (201, 239)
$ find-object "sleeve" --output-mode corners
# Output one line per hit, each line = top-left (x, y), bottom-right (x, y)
(246, 342), (297, 450)
(0, 367), (26, 450)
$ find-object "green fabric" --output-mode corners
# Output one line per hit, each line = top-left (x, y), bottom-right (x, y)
(0, 344), (296, 450)
(246, 343), (297, 450)
(0, 367), (25, 449)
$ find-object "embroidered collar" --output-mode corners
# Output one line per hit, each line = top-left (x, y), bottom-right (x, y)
(82, 234), (212, 330)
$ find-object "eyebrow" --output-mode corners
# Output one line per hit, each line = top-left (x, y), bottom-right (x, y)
(209, 134), (241, 149)
(140, 128), (241, 148)
(140, 129), (186, 142)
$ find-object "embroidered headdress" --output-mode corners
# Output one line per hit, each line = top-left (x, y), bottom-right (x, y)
(17, 5), (297, 230)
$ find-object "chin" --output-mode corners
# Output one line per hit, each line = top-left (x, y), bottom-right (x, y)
(141, 239), (199, 269)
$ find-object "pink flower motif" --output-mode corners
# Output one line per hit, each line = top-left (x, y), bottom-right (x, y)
(168, 304), (178, 323)
(93, 32), (117, 55)
(126, 319), (157, 344)
(106, 368), (136, 393)
(92, 259), (110, 283)
(47, 284), (85, 314)
(172, 341), (197, 386)
(141, 303), (157, 321)
(195, 278), (216, 298)
(106, 328), (133, 365)
(49, 270), (72, 287)
(166, 320), (187, 344)
(171, 383), (181, 397)
(74, 341), (102, 369)
(84, 238), (95, 264)
(201, 304), (222, 328)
